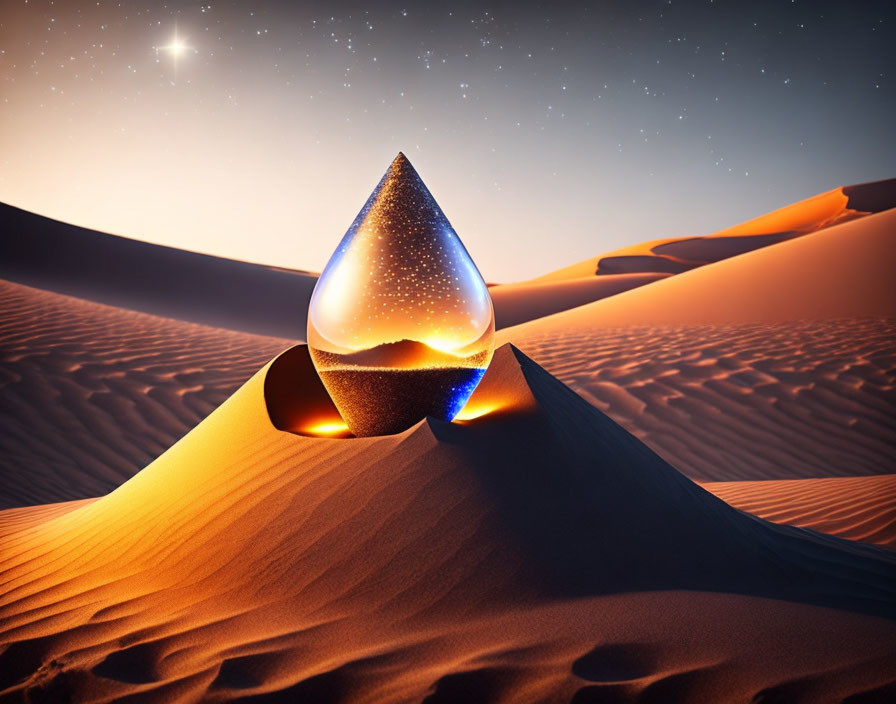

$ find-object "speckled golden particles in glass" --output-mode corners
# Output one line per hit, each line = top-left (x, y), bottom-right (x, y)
(308, 152), (495, 437)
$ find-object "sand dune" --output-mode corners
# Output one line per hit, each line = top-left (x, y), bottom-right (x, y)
(0, 344), (893, 703)
(488, 273), (669, 329)
(0, 202), (318, 338)
(488, 178), (895, 327)
(1, 201), (644, 335)
(8, 179), (888, 340)
(529, 177), (895, 282)
(702, 475), (896, 549)
(497, 212), (896, 482)
(0, 279), (290, 509)
(506, 207), (896, 330)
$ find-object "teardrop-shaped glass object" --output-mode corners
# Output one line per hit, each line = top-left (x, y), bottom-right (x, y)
(308, 152), (495, 437)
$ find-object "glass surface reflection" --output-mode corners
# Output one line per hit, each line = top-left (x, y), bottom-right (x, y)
(308, 153), (495, 436)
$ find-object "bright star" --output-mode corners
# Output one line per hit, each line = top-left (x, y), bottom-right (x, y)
(156, 26), (193, 82)
(163, 38), (188, 57)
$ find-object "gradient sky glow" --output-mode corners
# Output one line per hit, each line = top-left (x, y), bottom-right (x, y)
(1, 1), (893, 281)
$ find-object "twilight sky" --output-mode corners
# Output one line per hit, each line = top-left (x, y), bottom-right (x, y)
(1, 1), (893, 281)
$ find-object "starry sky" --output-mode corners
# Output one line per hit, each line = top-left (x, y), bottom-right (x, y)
(1, 1), (893, 281)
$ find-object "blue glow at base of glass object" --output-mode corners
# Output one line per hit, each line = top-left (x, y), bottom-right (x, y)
(443, 367), (487, 421)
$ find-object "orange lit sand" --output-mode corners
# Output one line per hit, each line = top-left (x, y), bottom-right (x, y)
(528, 180), (891, 283)
(488, 272), (669, 328)
(502, 207), (896, 329)
(0, 345), (894, 702)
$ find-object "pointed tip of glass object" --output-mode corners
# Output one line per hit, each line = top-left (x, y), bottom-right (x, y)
(308, 154), (495, 437)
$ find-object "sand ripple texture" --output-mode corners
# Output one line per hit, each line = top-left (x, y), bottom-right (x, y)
(511, 318), (896, 483)
(702, 475), (896, 549)
(0, 345), (893, 703)
(0, 279), (291, 508)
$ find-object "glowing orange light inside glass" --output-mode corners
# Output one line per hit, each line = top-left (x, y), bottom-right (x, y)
(304, 421), (351, 437)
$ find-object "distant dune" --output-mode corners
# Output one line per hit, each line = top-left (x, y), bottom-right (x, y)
(502, 206), (896, 333)
(0, 202), (647, 335)
(6, 179), (889, 337)
(488, 272), (669, 329)
(529, 177), (896, 282)
(487, 178), (895, 327)
(499, 212), (896, 482)
(0, 202), (318, 338)
(0, 345), (893, 703)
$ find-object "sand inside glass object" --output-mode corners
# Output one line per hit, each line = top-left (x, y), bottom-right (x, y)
(308, 153), (495, 436)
